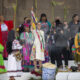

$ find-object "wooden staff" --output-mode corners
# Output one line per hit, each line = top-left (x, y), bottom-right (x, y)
(13, 0), (18, 37)
(34, 0), (37, 17)
(51, 0), (64, 21)
(13, 0), (17, 31)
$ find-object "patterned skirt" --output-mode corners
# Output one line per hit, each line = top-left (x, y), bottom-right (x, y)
(72, 45), (80, 63)
(2, 31), (8, 58)
(43, 43), (49, 63)
(74, 54), (80, 63)
(22, 44), (34, 70)
(30, 43), (49, 64)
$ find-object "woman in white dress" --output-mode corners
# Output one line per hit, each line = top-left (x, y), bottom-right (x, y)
(7, 39), (22, 80)
(30, 23), (45, 71)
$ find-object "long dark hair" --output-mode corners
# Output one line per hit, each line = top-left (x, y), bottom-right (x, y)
(72, 14), (80, 24)
(55, 19), (62, 27)
(40, 13), (47, 22)
(19, 24), (25, 35)
(72, 14), (78, 20)
(24, 17), (27, 21)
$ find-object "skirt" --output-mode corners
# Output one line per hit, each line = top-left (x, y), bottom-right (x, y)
(0, 54), (7, 73)
(74, 54), (80, 64)
(30, 45), (45, 61)
(22, 44), (34, 70)
(43, 43), (49, 63)
(7, 53), (22, 77)
(2, 31), (8, 58)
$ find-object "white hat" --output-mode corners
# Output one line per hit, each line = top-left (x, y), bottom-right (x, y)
(12, 39), (22, 50)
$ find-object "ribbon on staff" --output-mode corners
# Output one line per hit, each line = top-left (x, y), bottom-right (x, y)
(31, 7), (38, 30)
(31, 8), (38, 23)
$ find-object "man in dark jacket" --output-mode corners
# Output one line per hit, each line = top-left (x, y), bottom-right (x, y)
(54, 22), (70, 68)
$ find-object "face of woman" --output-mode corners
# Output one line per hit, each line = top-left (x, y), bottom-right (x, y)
(37, 23), (41, 30)
(25, 18), (31, 24)
(42, 17), (46, 22)
(64, 21), (68, 26)
(24, 18), (28, 23)
(74, 16), (79, 21)
(0, 16), (4, 22)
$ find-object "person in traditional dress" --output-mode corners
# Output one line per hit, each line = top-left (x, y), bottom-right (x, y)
(0, 16), (13, 59)
(20, 24), (34, 72)
(40, 13), (51, 40)
(74, 28), (80, 71)
(30, 23), (45, 71)
(40, 13), (51, 62)
(0, 44), (7, 74)
(7, 39), (22, 80)
(69, 14), (80, 59)
(19, 17), (31, 36)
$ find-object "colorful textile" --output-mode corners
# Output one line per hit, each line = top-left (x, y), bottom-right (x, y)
(20, 32), (34, 69)
(75, 33), (80, 55)
(40, 22), (49, 40)
(0, 21), (13, 58)
(2, 31), (8, 58)
(74, 33), (80, 63)
(31, 10), (38, 23)
(40, 21), (51, 30)
(31, 10), (37, 30)
(72, 45), (76, 54)
(24, 24), (29, 28)
(32, 23), (36, 30)
(0, 20), (13, 45)
(30, 30), (45, 61)
(12, 39), (22, 50)
(74, 54), (80, 63)
(40, 22), (50, 62)
(7, 39), (22, 76)
(0, 54), (7, 73)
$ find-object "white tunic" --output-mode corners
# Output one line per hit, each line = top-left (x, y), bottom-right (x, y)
(1, 24), (8, 31)
(7, 52), (22, 77)
(33, 30), (45, 61)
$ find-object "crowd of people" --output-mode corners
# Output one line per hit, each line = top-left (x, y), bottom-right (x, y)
(0, 13), (80, 80)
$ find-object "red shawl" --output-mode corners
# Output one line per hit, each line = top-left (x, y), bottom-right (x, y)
(0, 20), (13, 45)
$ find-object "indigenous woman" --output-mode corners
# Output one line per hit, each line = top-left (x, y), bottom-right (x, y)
(69, 14), (80, 59)
(40, 13), (51, 62)
(30, 23), (45, 71)
(7, 39), (22, 80)
(40, 13), (51, 40)
(0, 44), (7, 73)
(19, 17), (31, 36)
(74, 28), (80, 71)
(0, 16), (13, 59)
(20, 24), (34, 72)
